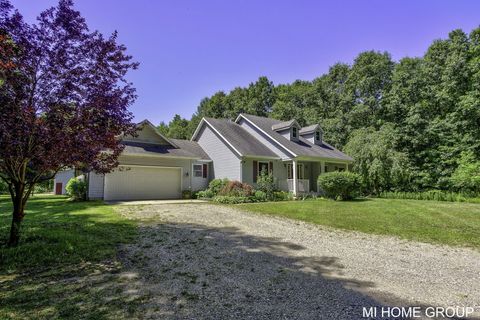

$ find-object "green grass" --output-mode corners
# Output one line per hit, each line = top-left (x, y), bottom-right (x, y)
(238, 198), (480, 249)
(0, 195), (140, 319)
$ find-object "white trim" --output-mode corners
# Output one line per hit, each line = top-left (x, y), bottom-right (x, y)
(243, 155), (280, 160)
(287, 163), (305, 180)
(191, 117), (243, 157)
(295, 156), (353, 163)
(292, 159), (298, 196)
(116, 164), (182, 169)
(121, 153), (200, 160)
(192, 163), (204, 178)
(235, 114), (298, 157)
(291, 126), (298, 139)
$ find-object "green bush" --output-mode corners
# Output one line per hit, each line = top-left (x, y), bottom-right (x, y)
(256, 171), (276, 200)
(0, 179), (8, 194)
(218, 181), (253, 197)
(196, 178), (229, 199)
(182, 190), (192, 199)
(196, 189), (214, 199)
(273, 191), (294, 201)
(65, 177), (87, 201)
(318, 172), (361, 200)
(378, 190), (480, 203)
(208, 178), (230, 195)
(212, 195), (253, 204)
(254, 190), (267, 201)
(450, 152), (480, 193)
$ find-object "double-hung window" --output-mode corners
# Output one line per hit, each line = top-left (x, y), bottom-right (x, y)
(193, 164), (203, 177)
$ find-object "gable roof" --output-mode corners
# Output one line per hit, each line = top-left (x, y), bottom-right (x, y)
(191, 117), (278, 158)
(236, 114), (353, 162)
(299, 124), (321, 135)
(120, 120), (210, 160)
(121, 139), (210, 160)
(129, 119), (180, 148)
(271, 119), (299, 131)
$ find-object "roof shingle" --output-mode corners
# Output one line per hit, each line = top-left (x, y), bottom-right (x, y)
(203, 118), (278, 158)
(121, 140), (210, 160)
(239, 114), (353, 161)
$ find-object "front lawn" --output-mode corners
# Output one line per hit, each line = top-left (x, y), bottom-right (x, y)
(0, 195), (140, 319)
(238, 198), (480, 249)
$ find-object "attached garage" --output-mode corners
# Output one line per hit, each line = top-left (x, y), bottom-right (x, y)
(104, 165), (182, 201)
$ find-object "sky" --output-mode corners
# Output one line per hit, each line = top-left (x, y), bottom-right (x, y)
(11, 0), (480, 125)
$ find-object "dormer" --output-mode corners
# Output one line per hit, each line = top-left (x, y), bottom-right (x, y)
(272, 119), (301, 142)
(299, 124), (323, 145)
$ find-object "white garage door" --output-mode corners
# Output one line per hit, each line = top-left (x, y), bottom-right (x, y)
(104, 166), (181, 201)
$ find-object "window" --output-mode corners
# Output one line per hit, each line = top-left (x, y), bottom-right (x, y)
(292, 127), (297, 138)
(315, 131), (321, 141)
(258, 161), (269, 175)
(193, 164), (203, 177)
(287, 163), (304, 179)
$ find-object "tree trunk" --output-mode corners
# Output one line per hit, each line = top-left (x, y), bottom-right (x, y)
(7, 182), (31, 247)
(8, 196), (25, 247)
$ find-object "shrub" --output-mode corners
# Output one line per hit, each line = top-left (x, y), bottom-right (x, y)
(450, 151), (480, 193)
(218, 181), (253, 197)
(254, 190), (267, 201)
(256, 171), (276, 200)
(196, 189), (214, 199)
(378, 190), (480, 203)
(273, 191), (294, 201)
(65, 177), (87, 201)
(317, 172), (361, 200)
(298, 192), (318, 201)
(208, 178), (230, 195)
(212, 195), (252, 204)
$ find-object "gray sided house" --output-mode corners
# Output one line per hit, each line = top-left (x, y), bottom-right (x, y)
(55, 115), (352, 200)
(191, 114), (353, 195)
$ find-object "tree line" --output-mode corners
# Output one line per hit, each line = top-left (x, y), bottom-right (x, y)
(159, 27), (480, 194)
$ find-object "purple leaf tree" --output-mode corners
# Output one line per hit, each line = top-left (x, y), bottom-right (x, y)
(0, 0), (138, 246)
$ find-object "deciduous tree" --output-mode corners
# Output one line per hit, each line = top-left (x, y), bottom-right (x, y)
(0, 0), (137, 246)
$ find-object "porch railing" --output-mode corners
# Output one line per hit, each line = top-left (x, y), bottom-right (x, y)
(287, 179), (309, 193)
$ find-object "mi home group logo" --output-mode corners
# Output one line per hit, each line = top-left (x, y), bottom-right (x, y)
(362, 306), (476, 319)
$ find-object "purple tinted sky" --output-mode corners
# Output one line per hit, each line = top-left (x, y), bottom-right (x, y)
(12, 0), (480, 124)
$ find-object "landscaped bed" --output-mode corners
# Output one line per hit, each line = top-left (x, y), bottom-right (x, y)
(237, 198), (480, 249)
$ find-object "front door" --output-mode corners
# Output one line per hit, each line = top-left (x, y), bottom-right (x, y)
(55, 183), (62, 195)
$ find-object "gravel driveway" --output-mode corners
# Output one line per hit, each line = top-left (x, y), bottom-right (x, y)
(116, 203), (480, 319)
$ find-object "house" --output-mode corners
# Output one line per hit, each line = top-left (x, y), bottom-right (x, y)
(53, 169), (75, 195)
(54, 115), (352, 200)
(192, 114), (353, 195)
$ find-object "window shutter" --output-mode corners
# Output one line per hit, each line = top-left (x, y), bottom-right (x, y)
(203, 164), (208, 178)
(269, 162), (273, 174)
(253, 160), (258, 182)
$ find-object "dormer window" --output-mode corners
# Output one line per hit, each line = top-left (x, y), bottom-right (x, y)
(299, 124), (322, 145)
(292, 127), (297, 138)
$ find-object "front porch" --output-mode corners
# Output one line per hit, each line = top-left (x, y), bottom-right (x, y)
(281, 160), (349, 195)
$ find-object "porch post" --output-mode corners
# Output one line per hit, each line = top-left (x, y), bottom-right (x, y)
(345, 163), (350, 172)
(320, 161), (325, 174)
(292, 159), (298, 196)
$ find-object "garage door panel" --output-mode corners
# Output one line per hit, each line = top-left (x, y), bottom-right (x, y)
(104, 166), (181, 201)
